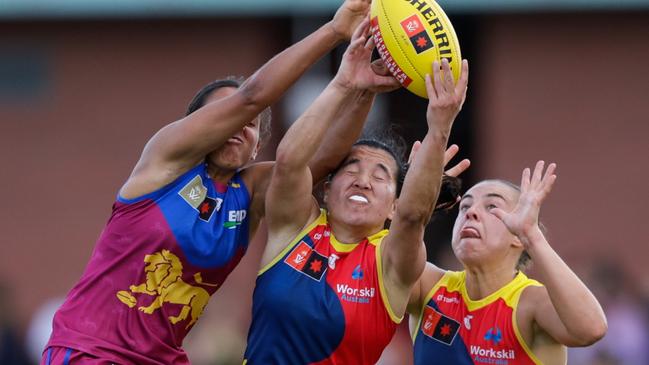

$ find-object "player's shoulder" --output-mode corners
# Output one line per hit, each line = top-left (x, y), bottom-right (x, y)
(420, 263), (447, 294)
(518, 282), (549, 319)
(240, 161), (276, 219)
(519, 281), (547, 301)
(240, 161), (275, 189)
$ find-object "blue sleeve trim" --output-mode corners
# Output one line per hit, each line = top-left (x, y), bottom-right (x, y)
(63, 348), (72, 365)
(45, 348), (52, 365)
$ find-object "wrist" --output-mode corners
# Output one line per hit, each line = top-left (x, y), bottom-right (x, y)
(357, 89), (376, 102)
(518, 225), (545, 249)
(324, 21), (346, 45)
(426, 112), (457, 133)
(425, 124), (451, 142)
(331, 75), (360, 94)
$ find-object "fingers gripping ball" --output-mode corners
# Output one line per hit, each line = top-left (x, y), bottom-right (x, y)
(370, 0), (461, 98)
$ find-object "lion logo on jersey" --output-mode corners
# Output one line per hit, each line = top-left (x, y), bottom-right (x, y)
(116, 250), (217, 329)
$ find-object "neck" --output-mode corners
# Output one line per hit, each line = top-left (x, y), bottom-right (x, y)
(328, 215), (383, 244)
(206, 163), (237, 185)
(463, 263), (518, 301)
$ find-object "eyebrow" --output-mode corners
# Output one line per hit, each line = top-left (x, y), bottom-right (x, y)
(341, 158), (360, 169)
(485, 193), (508, 201)
(460, 194), (473, 202)
(460, 193), (508, 202)
(375, 162), (392, 177)
(341, 158), (394, 177)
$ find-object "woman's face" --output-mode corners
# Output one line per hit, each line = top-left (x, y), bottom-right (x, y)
(325, 145), (398, 233)
(451, 181), (520, 267)
(204, 87), (261, 170)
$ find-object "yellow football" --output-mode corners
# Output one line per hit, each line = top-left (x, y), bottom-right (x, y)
(370, 0), (462, 98)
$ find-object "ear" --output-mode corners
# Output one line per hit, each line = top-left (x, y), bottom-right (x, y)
(387, 198), (398, 221)
(323, 181), (330, 203)
(250, 141), (261, 161)
(511, 235), (524, 249)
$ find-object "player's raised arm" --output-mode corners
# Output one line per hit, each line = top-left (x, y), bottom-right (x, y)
(491, 162), (607, 346)
(263, 19), (398, 261)
(381, 58), (468, 317)
(121, 0), (372, 198)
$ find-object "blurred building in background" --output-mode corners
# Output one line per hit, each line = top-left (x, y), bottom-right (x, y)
(1, 1), (648, 364)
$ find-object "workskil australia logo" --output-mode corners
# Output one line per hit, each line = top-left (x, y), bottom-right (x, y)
(470, 345), (516, 364)
(470, 327), (515, 364)
(336, 283), (375, 304)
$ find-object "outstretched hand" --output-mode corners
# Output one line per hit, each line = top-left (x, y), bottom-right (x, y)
(425, 59), (468, 131)
(408, 143), (470, 210)
(490, 161), (557, 247)
(333, 19), (401, 93)
(408, 143), (470, 178)
(331, 0), (371, 41)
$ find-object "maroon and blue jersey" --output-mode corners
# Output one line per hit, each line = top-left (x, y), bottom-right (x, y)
(46, 163), (251, 365)
(243, 210), (401, 365)
(412, 271), (543, 365)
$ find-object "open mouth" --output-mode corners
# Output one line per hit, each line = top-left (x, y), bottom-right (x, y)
(460, 227), (481, 239)
(348, 194), (369, 204)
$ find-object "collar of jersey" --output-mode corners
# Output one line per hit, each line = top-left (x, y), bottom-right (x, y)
(458, 270), (527, 311)
(328, 227), (389, 252)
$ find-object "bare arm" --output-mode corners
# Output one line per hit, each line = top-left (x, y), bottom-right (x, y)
(121, 0), (372, 199)
(309, 60), (397, 182)
(308, 90), (376, 183)
(381, 59), (469, 318)
(262, 20), (399, 265)
(491, 162), (607, 346)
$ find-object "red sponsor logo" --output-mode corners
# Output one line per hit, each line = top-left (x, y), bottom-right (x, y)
(284, 241), (312, 271)
(284, 241), (329, 281)
(421, 305), (461, 345)
(400, 14), (424, 37)
(422, 305), (442, 337)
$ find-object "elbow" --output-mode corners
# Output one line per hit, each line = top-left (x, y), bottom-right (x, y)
(583, 319), (608, 346)
(274, 138), (308, 173)
(238, 73), (269, 109)
(571, 318), (608, 347)
(274, 147), (296, 171)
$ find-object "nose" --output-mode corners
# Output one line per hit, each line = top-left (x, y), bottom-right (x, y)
(464, 205), (479, 221)
(352, 173), (371, 190)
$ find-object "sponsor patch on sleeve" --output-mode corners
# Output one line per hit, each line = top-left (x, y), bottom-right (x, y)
(421, 305), (461, 345)
(284, 241), (327, 281)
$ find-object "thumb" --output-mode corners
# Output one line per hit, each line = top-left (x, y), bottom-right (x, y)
(490, 207), (507, 222)
(408, 141), (422, 164)
(375, 75), (401, 92)
(371, 59), (390, 76)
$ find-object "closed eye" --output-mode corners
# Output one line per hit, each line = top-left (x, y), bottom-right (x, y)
(343, 168), (359, 177)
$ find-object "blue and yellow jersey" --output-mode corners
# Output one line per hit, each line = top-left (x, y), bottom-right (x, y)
(413, 271), (543, 365)
(244, 210), (400, 364)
